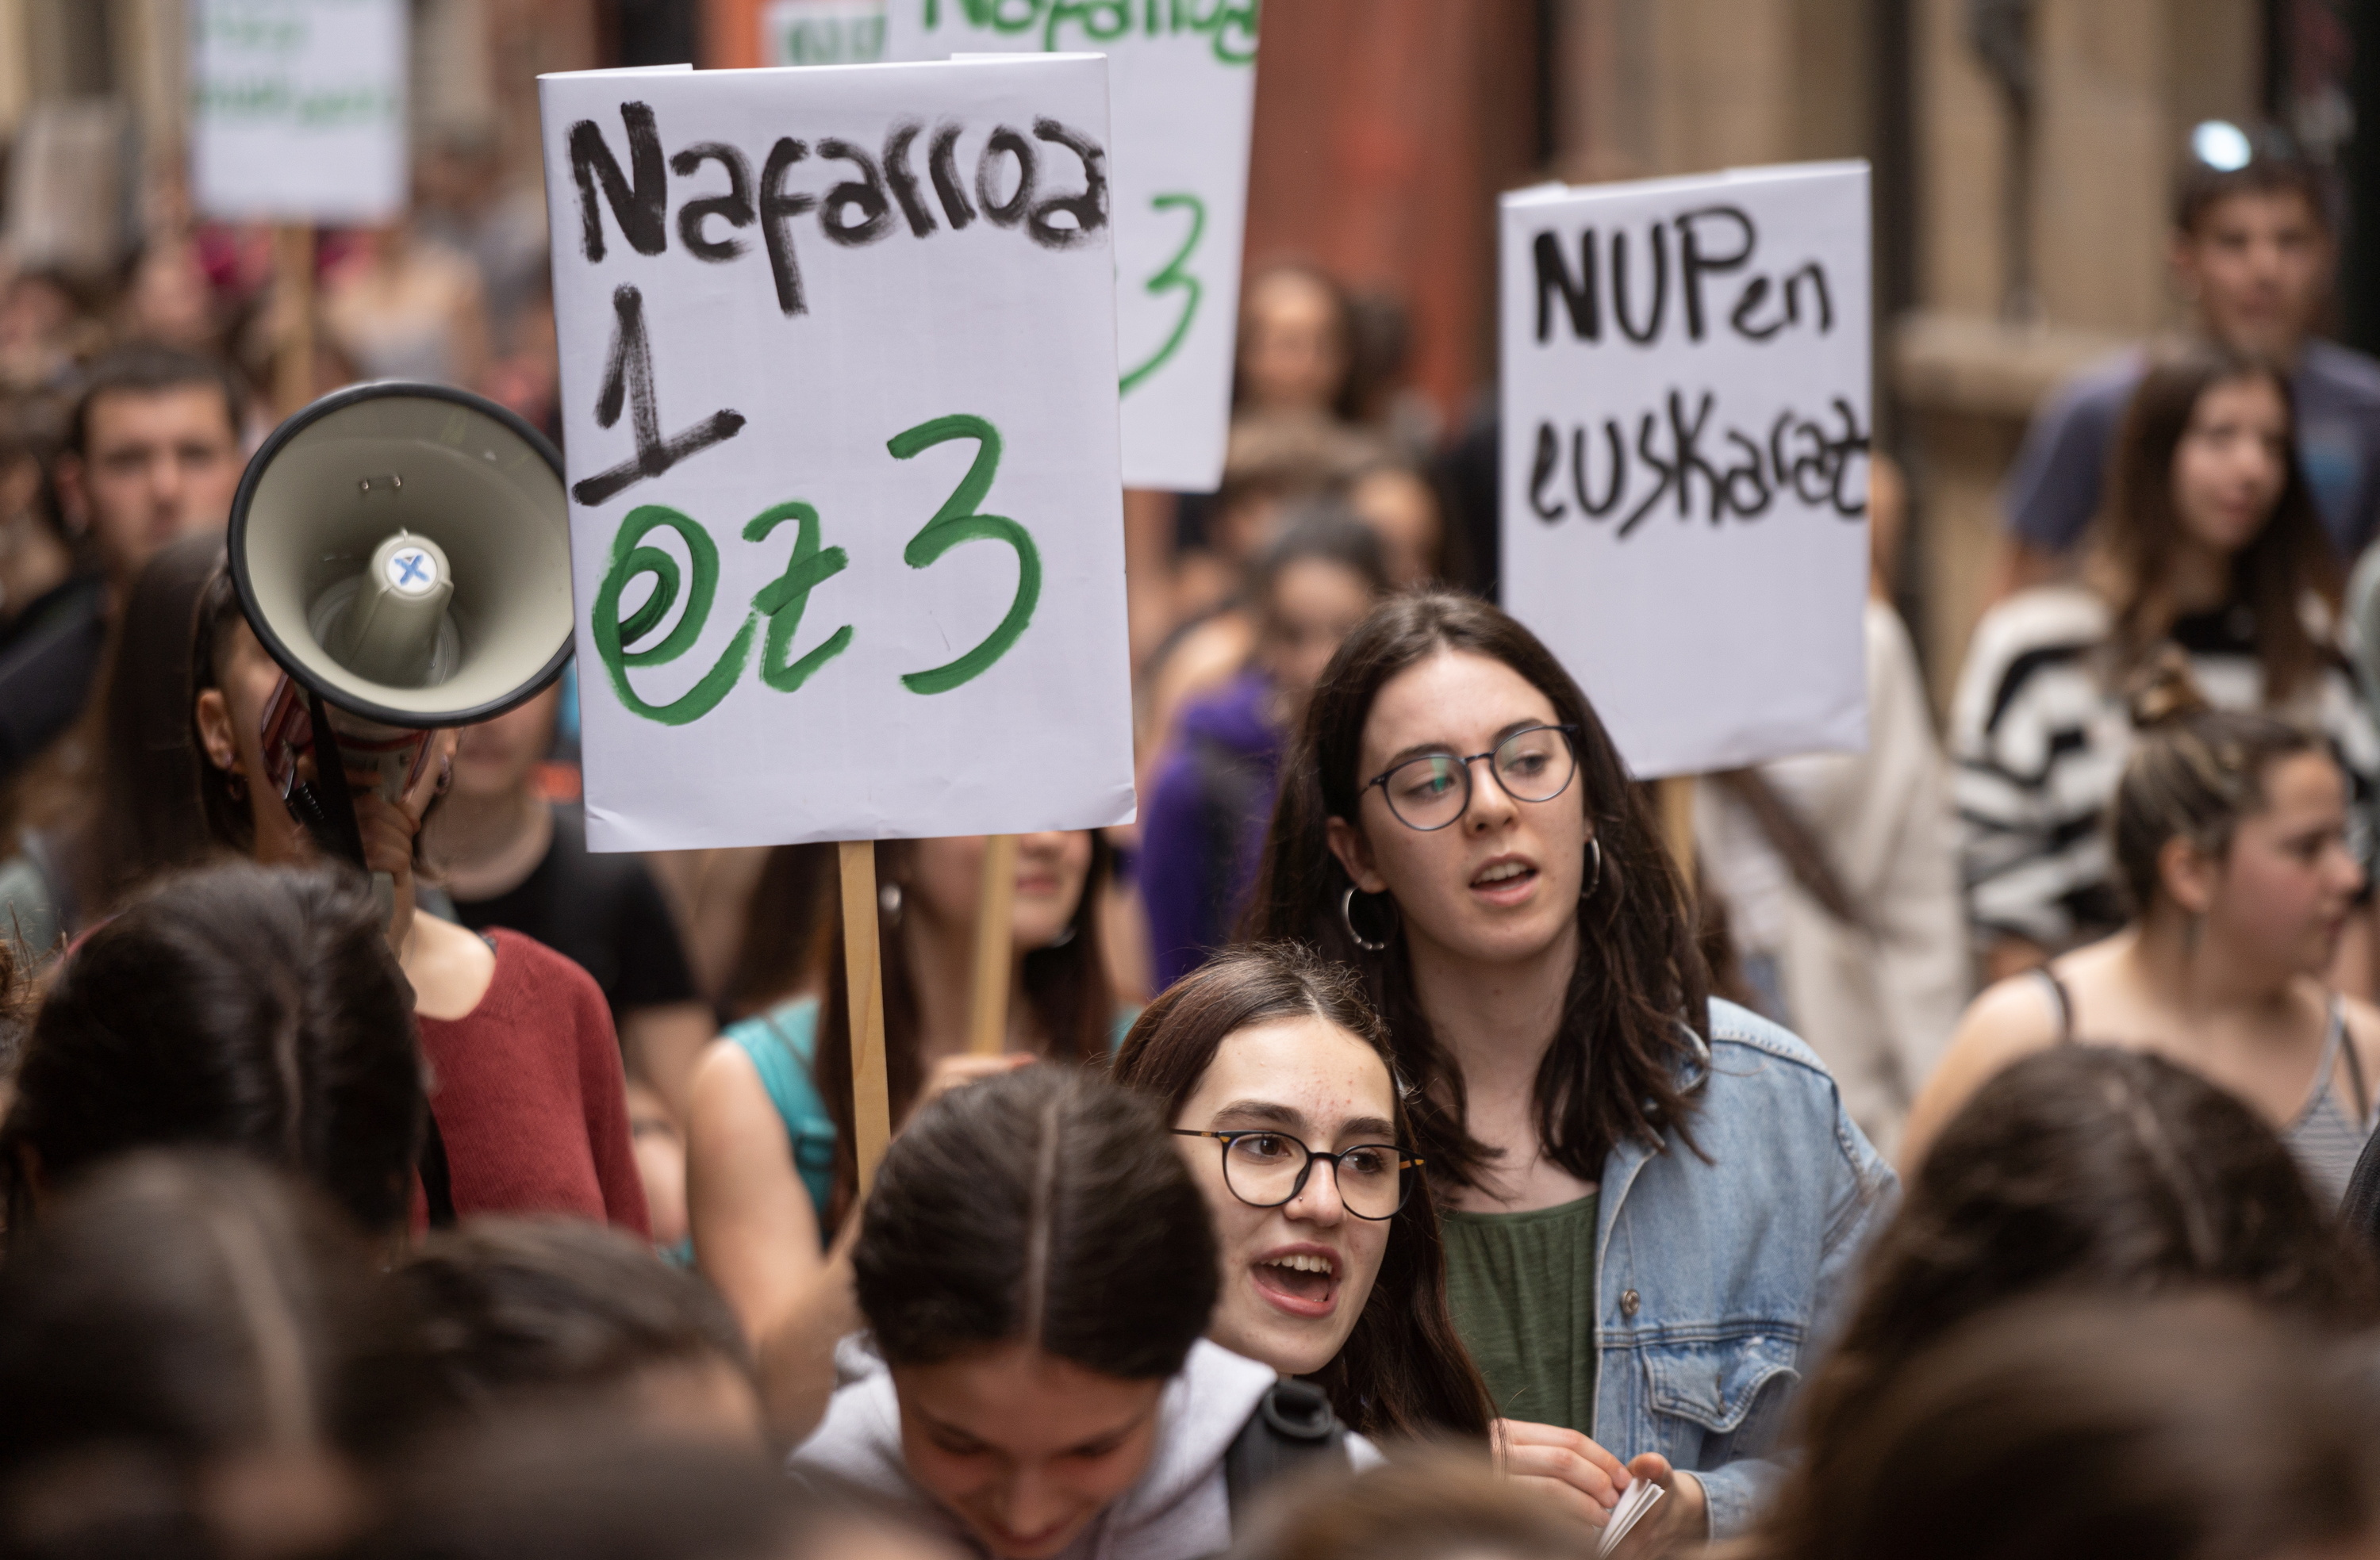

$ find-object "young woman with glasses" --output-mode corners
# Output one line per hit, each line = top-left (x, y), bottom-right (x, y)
(1242, 592), (1895, 1544)
(1115, 945), (1653, 1535)
(1110, 945), (1493, 1440)
(792, 1065), (1379, 1560)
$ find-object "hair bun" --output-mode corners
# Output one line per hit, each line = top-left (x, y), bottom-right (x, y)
(2125, 648), (2213, 730)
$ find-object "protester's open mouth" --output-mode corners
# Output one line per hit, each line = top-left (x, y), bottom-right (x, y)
(1469, 856), (1538, 904)
(1251, 1248), (1340, 1318)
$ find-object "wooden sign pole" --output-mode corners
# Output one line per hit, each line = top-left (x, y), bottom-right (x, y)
(839, 840), (892, 1191)
(1659, 775), (1697, 887)
(273, 224), (316, 416)
(966, 834), (1021, 1056)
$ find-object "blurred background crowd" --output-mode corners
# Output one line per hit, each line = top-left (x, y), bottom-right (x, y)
(7, 2), (2380, 1559)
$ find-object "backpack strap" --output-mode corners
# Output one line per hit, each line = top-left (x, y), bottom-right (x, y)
(1223, 1379), (1349, 1535)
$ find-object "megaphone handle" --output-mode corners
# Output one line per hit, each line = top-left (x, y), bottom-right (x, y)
(302, 691), (370, 869)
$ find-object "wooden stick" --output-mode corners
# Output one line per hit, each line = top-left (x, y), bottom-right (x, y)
(274, 224), (315, 416)
(966, 834), (1020, 1056)
(839, 840), (892, 1192)
(1659, 774), (1698, 886)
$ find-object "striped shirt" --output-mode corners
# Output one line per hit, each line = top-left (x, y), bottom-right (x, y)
(1950, 584), (2380, 950)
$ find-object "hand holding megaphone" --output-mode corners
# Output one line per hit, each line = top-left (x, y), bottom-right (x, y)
(227, 383), (574, 929)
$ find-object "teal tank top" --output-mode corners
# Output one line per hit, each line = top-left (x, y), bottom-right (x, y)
(722, 997), (1142, 1240)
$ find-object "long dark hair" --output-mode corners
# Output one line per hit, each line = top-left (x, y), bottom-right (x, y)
(812, 834), (1115, 1229)
(1109, 943), (1491, 1440)
(720, 841), (835, 1020)
(2094, 344), (2339, 701)
(192, 561), (258, 857)
(5, 531), (226, 929)
(1796, 1045), (2377, 1484)
(1241, 592), (1706, 1189)
(0, 861), (428, 1234)
(852, 1066), (1217, 1381)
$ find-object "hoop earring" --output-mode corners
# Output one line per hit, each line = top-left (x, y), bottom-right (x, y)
(1583, 837), (1603, 900)
(1340, 884), (1395, 953)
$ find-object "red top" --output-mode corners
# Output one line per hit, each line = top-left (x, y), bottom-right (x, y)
(415, 929), (651, 1236)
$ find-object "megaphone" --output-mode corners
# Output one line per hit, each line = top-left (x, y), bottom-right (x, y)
(227, 381), (574, 884)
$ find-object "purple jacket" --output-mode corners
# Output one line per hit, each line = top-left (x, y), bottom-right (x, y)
(1140, 670), (1283, 989)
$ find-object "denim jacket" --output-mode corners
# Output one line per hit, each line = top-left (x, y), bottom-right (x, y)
(1596, 998), (1897, 1537)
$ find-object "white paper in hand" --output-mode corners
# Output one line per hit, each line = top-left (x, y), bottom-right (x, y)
(1597, 1476), (1665, 1558)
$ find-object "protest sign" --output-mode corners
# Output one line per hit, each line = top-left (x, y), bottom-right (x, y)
(538, 55), (1135, 855)
(1499, 162), (1871, 780)
(764, 0), (888, 66)
(884, 2), (1258, 492)
(190, 0), (408, 223)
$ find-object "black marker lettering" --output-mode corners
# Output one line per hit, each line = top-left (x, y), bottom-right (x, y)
(569, 102), (667, 261)
(929, 123), (976, 228)
(573, 285), (746, 507)
(1674, 205), (1754, 342)
(1530, 422), (1565, 521)
(1533, 229), (1599, 343)
(669, 141), (754, 262)
(1572, 422), (1626, 516)
(817, 137), (892, 247)
(1729, 275), (1783, 340)
(1027, 117), (1107, 250)
(1610, 224), (1668, 345)
(1619, 411), (1671, 538)
(976, 126), (1036, 228)
(1783, 263), (1834, 333)
(758, 138), (817, 316)
(1718, 430), (1773, 519)
(883, 121), (937, 236)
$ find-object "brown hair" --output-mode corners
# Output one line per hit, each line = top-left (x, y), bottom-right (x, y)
(0, 861), (428, 1235)
(193, 561), (259, 857)
(2174, 148), (2329, 236)
(812, 834), (1117, 1229)
(1229, 1448), (1580, 1560)
(1109, 944), (1493, 1440)
(1749, 1294), (2380, 1560)
(0, 1151), (379, 1476)
(1791, 1045), (2377, 1490)
(720, 842), (835, 1020)
(5, 533), (228, 931)
(853, 1066), (1217, 1380)
(353, 1217), (750, 1452)
(2109, 658), (2331, 917)
(2092, 345), (2338, 702)
(1242, 592), (1706, 1189)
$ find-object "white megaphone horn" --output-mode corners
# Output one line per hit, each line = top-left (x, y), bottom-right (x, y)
(227, 382), (575, 891)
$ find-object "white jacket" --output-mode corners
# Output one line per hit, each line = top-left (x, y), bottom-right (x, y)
(790, 1339), (1379, 1560)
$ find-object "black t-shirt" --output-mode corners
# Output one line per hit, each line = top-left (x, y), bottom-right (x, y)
(451, 804), (697, 1019)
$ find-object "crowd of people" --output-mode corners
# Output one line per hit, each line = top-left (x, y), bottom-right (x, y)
(7, 117), (2380, 1560)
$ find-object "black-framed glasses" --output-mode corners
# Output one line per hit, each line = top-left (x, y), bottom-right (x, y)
(1171, 1129), (1421, 1221)
(1364, 724), (1580, 832)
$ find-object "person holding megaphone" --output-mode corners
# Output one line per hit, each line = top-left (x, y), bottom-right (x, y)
(190, 383), (645, 1236)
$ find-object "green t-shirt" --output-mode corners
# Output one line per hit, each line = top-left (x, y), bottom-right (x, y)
(1441, 1193), (1599, 1435)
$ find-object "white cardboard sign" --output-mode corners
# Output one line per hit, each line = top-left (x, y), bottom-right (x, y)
(884, 2), (1258, 493)
(190, 0), (409, 224)
(538, 56), (1134, 851)
(1499, 163), (1871, 779)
